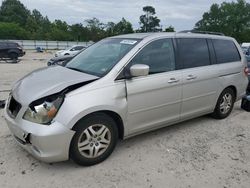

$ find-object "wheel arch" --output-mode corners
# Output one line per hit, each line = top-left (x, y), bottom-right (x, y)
(8, 49), (19, 55)
(71, 110), (125, 140)
(224, 85), (237, 101)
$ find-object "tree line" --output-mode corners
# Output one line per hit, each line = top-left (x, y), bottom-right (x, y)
(0, 0), (249, 43)
(0, 0), (173, 42)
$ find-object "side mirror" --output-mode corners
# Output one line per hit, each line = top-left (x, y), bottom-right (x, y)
(130, 64), (149, 77)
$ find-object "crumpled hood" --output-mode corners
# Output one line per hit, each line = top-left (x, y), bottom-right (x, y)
(12, 66), (99, 106)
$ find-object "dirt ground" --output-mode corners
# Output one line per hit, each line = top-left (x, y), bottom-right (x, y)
(0, 51), (249, 188)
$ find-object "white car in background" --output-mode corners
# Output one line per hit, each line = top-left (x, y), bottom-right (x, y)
(55, 45), (86, 57)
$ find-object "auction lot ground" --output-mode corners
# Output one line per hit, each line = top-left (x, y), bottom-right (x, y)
(0, 51), (249, 188)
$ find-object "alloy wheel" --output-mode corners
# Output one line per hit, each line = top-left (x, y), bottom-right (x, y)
(77, 124), (111, 158)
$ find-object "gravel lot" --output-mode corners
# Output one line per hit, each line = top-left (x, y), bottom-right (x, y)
(0, 52), (250, 188)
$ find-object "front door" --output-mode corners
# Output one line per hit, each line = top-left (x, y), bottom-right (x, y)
(125, 38), (182, 135)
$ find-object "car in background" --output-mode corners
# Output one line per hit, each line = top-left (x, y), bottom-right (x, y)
(55, 45), (86, 57)
(0, 41), (25, 60)
(48, 48), (86, 66)
(246, 55), (250, 63)
(245, 47), (250, 62)
(247, 57), (250, 94)
(47, 55), (74, 66)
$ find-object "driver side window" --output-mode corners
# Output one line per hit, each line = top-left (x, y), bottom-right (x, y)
(129, 38), (175, 74)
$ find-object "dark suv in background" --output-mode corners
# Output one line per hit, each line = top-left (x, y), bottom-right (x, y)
(0, 41), (25, 60)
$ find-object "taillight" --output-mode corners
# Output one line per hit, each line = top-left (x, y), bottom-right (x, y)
(244, 67), (249, 76)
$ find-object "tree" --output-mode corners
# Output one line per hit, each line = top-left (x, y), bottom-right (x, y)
(85, 17), (105, 41)
(0, 22), (28, 39)
(105, 22), (116, 36)
(139, 6), (160, 32)
(0, 0), (30, 26)
(70, 23), (89, 41)
(113, 18), (133, 35)
(165, 26), (175, 32)
(0, 0), (137, 41)
(195, 0), (250, 42)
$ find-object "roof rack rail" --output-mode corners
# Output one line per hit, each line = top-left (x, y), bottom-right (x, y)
(179, 30), (225, 36)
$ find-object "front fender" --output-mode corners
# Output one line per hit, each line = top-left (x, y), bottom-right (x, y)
(54, 83), (128, 135)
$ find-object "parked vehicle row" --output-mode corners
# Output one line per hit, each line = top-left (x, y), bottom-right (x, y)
(4, 32), (249, 166)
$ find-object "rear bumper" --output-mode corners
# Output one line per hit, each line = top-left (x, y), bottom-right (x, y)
(4, 107), (75, 163)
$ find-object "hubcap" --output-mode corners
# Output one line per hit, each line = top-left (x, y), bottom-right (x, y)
(220, 93), (232, 114)
(77, 124), (111, 159)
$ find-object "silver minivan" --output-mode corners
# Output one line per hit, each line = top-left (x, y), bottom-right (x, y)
(4, 32), (249, 166)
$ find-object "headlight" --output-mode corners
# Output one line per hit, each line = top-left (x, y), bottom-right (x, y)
(23, 95), (64, 125)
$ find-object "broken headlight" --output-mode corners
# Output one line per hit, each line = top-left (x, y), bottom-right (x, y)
(23, 94), (64, 125)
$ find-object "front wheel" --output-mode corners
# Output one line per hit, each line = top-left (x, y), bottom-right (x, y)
(211, 88), (235, 119)
(70, 113), (118, 166)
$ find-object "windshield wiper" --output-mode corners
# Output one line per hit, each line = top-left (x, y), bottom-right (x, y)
(66, 67), (101, 77)
(67, 67), (86, 73)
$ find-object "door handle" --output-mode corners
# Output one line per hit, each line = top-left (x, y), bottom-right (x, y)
(168, 78), (180, 84)
(186, 75), (197, 80)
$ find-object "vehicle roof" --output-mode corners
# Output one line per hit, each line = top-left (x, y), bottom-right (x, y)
(110, 32), (234, 40)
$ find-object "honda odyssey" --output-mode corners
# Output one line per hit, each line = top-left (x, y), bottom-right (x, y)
(4, 32), (249, 166)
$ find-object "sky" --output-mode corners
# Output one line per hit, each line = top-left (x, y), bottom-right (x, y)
(1, 0), (241, 31)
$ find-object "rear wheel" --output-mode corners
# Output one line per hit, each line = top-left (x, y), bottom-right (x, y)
(212, 88), (235, 119)
(70, 113), (118, 166)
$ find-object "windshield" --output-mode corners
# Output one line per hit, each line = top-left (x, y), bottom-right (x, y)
(66, 38), (140, 77)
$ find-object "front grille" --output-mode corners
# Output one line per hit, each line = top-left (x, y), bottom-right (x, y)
(8, 97), (22, 118)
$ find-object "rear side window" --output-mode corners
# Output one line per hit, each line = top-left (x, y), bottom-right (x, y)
(213, 39), (241, 64)
(177, 38), (210, 69)
(129, 38), (175, 74)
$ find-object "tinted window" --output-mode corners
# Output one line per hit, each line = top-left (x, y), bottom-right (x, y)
(8, 43), (18, 47)
(178, 38), (210, 69)
(213, 39), (241, 64)
(0, 42), (7, 47)
(129, 39), (175, 74)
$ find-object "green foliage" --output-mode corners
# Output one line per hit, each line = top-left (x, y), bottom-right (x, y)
(69, 23), (90, 41)
(85, 17), (106, 42)
(139, 6), (161, 32)
(0, 0), (137, 41)
(106, 18), (134, 36)
(113, 18), (134, 35)
(0, 0), (175, 41)
(195, 0), (250, 42)
(0, 22), (28, 39)
(0, 0), (30, 26)
(165, 26), (175, 32)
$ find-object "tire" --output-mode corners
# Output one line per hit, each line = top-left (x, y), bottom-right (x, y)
(70, 113), (118, 166)
(211, 88), (235, 119)
(8, 52), (18, 60)
(64, 53), (70, 56)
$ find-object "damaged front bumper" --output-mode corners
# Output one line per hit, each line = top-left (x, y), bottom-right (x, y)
(4, 106), (75, 163)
